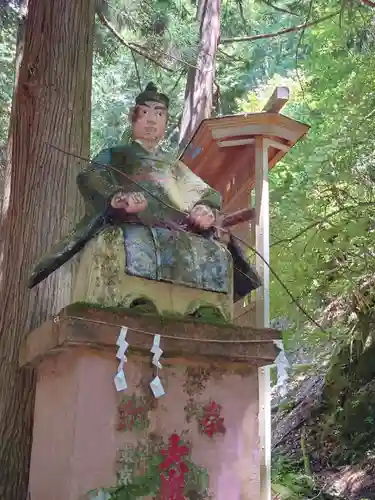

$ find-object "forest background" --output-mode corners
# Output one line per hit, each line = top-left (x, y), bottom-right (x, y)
(0, 0), (375, 498)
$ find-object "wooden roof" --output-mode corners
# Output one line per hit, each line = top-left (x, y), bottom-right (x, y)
(180, 112), (309, 191)
(179, 88), (310, 200)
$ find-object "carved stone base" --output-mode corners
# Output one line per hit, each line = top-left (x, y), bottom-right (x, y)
(73, 227), (233, 321)
(21, 305), (280, 500)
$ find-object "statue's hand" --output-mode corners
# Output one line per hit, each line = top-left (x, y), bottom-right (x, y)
(111, 191), (148, 213)
(189, 204), (215, 230)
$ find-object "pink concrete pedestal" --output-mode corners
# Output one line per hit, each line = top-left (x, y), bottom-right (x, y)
(20, 305), (280, 500)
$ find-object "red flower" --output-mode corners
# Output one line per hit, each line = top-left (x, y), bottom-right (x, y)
(199, 401), (226, 438)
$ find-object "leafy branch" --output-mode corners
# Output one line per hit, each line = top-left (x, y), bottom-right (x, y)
(271, 201), (375, 247)
(220, 11), (339, 44)
(96, 10), (205, 74)
(96, 10), (174, 71)
(257, 0), (301, 16)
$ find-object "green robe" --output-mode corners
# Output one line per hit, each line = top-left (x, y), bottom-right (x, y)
(28, 141), (231, 293)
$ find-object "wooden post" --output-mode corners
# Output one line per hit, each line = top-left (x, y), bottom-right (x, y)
(254, 136), (271, 500)
(249, 190), (256, 248)
(262, 86), (290, 114)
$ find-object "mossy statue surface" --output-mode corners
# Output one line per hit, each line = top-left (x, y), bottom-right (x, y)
(72, 227), (233, 322)
(28, 83), (261, 322)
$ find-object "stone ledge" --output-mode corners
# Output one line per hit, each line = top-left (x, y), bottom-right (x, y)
(20, 303), (281, 368)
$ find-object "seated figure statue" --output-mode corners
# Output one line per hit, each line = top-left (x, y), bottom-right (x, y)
(28, 83), (261, 321)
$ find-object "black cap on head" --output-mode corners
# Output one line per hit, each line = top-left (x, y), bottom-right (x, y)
(135, 82), (169, 109)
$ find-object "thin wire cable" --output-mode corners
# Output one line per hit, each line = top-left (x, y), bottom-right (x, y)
(54, 314), (277, 343)
(228, 231), (327, 333)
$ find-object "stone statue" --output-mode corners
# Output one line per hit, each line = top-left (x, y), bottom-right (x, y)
(28, 83), (261, 321)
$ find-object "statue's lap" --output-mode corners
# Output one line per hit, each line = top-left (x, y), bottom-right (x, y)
(73, 226), (233, 321)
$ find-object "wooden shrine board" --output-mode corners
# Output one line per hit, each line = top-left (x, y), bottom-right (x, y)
(180, 87), (310, 500)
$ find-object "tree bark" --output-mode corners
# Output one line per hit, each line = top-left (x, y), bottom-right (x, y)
(178, 0), (220, 152)
(0, 0), (95, 498)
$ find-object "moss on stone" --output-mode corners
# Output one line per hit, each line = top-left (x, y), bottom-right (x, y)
(67, 301), (231, 327)
(103, 228), (120, 244)
(278, 399), (296, 413)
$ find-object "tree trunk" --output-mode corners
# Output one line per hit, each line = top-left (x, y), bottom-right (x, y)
(178, 0), (220, 152)
(0, 0), (95, 498)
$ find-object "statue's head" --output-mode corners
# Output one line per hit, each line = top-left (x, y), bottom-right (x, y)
(130, 82), (169, 150)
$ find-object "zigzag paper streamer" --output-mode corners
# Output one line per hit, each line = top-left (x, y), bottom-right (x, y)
(150, 334), (165, 398)
(114, 327), (129, 392)
(273, 339), (289, 396)
(150, 334), (163, 369)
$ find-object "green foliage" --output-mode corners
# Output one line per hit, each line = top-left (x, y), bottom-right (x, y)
(237, 7), (375, 356)
(0, 9), (16, 146)
(271, 455), (319, 499)
(220, 6), (375, 362)
(308, 339), (375, 467)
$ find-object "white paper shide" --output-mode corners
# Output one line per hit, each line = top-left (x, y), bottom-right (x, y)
(114, 326), (129, 392)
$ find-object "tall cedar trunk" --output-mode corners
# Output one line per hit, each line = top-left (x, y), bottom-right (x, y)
(178, 0), (220, 152)
(0, 0), (95, 498)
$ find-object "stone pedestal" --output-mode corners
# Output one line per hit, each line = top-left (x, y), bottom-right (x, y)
(20, 304), (280, 500)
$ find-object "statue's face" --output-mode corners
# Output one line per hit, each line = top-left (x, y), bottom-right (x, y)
(132, 100), (168, 149)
